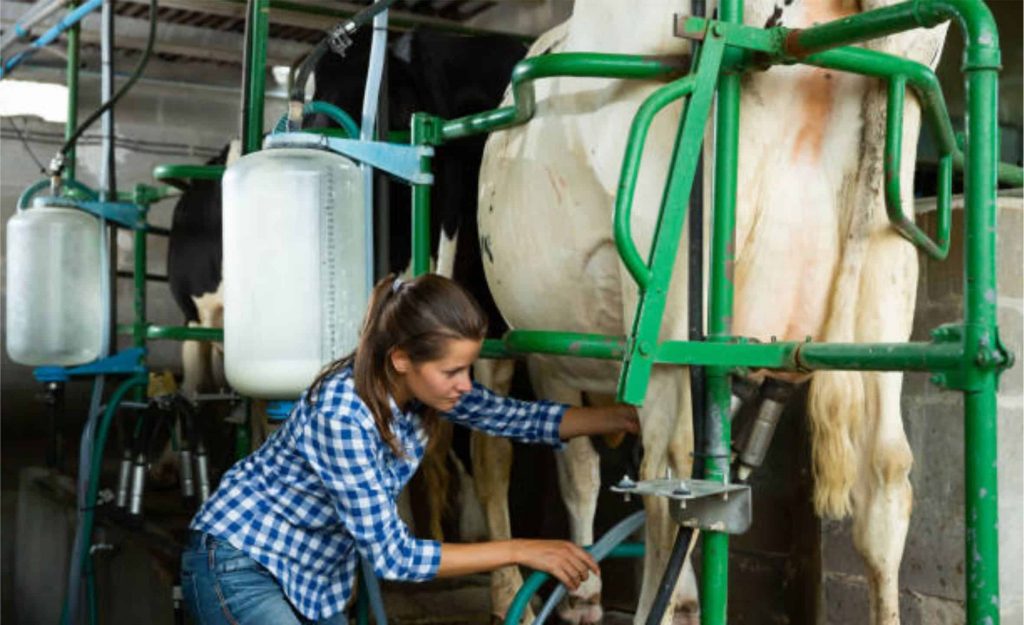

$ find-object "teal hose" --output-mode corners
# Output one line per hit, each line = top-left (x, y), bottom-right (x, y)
(272, 100), (360, 138)
(505, 510), (647, 624)
(60, 375), (147, 625)
(17, 178), (99, 210)
(16, 179), (49, 210)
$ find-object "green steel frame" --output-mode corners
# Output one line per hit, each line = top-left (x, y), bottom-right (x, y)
(404, 2), (1016, 623)
(41, 0), (1015, 623)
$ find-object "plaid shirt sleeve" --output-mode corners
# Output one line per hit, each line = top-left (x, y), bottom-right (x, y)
(299, 401), (441, 582)
(443, 382), (567, 448)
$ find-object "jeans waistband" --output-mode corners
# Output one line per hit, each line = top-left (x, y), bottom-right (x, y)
(186, 530), (219, 550)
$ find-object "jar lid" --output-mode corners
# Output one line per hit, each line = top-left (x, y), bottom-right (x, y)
(262, 132), (333, 152)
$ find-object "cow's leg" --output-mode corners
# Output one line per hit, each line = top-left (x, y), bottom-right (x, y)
(470, 358), (524, 623)
(849, 371), (912, 625)
(525, 359), (601, 624)
(848, 212), (917, 624)
(634, 368), (699, 625)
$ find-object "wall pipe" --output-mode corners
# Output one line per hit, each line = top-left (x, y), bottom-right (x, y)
(359, 3), (387, 296)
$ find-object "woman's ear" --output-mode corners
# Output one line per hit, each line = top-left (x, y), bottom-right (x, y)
(390, 348), (411, 374)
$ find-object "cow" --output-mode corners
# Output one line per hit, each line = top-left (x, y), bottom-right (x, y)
(477, 1), (948, 624)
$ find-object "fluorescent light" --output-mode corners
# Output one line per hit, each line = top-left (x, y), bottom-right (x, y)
(0, 79), (68, 123)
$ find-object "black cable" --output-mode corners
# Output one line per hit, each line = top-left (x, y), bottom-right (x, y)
(288, 0), (402, 103)
(5, 118), (48, 174)
(645, 528), (695, 625)
(688, 0), (707, 481)
(52, 0), (157, 175)
(239, 0), (254, 146)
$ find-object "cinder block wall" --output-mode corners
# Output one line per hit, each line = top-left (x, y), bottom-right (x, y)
(820, 193), (1023, 625)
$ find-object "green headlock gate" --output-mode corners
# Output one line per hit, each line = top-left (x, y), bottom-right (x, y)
(22, 0), (1018, 623)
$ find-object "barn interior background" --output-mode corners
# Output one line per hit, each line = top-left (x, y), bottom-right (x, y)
(0, 0), (1021, 623)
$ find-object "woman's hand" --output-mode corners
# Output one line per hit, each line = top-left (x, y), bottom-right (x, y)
(558, 404), (640, 442)
(511, 539), (600, 591)
(438, 539), (599, 591)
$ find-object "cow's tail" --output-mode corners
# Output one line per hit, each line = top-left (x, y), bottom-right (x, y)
(807, 370), (863, 519)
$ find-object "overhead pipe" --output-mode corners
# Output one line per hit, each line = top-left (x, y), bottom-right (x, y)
(0, 0), (70, 57)
(0, 0), (101, 78)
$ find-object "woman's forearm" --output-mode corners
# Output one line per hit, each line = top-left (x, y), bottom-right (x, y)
(438, 539), (600, 591)
(558, 404), (639, 440)
(437, 541), (516, 577)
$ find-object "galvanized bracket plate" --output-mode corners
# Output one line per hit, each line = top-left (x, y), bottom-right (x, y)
(611, 478), (752, 534)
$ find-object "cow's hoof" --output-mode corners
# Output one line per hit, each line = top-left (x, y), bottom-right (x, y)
(557, 589), (602, 625)
(671, 600), (699, 625)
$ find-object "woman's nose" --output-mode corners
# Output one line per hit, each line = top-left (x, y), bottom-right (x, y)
(456, 372), (473, 393)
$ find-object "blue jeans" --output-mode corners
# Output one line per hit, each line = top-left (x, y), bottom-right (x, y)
(181, 531), (348, 625)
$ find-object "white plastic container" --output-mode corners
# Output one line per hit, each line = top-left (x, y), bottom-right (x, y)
(5, 202), (104, 366)
(222, 136), (367, 398)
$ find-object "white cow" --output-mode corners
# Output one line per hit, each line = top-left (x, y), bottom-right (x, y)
(476, 1), (948, 623)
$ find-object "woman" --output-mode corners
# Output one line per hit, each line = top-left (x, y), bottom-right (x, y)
(181, 273), (640, 624)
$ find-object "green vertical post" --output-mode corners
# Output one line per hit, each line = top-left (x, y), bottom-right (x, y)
(243, 0), (270, 154)
(410, 113), (432, 277)
(64, 1), (80, 181)
(133, 197), (148, 402)
(959, 4), (1002, 620)
(703, 1), (743, 623)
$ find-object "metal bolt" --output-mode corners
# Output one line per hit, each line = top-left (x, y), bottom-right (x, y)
(616, 474), (636, 490)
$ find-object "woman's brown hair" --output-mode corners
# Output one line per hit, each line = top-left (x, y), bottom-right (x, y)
(307, 273), (487, 456)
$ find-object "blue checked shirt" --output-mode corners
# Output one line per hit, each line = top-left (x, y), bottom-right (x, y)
(191, 366), (567, 620)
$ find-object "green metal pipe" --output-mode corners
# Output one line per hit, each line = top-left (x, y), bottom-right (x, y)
(701, 0), (743, 622)
(244, 0), (270, 154)
(133, 223), (147, 350)
(619, 35), (725, 406)
(782, 0), (997, 62)
(962, 36), (1001, 622)
(964, 376), (1000, 624)
(504, 543), (645, 624)
(439, 54), (688, 142)
(118, 324), (224, 342)
(484, 330), (966, 373)
(655, 339), (965, 371)
(152, 164), (226, 190)
(410, 113), (432, 275)
(505, 330), (626, 360)
(884, 76), (949, 259)
(65, 0), (80, 182)
(614, 75), (698, 289)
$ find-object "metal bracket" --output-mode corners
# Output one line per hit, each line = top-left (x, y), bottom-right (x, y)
(930, 323), (1014, 391)
(33, 348), (147, 383)
(263, 132), (434, 185)
(612, 477), (752, 534)
(33, 195), (147, 230)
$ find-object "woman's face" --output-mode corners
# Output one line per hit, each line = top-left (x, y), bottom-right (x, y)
(392, 337), (482, 412)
